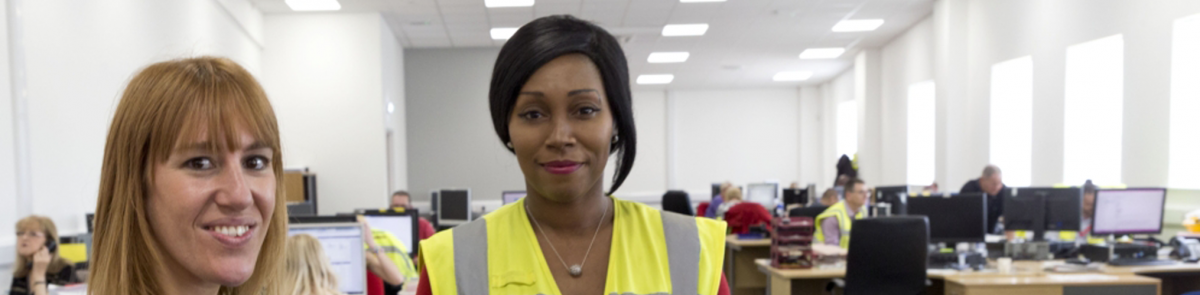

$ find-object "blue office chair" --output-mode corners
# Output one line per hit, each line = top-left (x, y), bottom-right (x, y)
(661, 190), (694, 216)
(840, 216), (930, 295)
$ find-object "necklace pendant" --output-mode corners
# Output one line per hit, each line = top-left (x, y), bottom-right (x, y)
(568, 265), (583, 277)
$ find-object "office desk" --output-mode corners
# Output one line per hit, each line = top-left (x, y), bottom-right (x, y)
(944, 274), (1159, 295)
(756, 259), (1200, 295)
(726, 236), (772, 295)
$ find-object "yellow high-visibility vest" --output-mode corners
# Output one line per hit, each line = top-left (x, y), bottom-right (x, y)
(420, 196), (727, 294)
(814, 201), (864, 249)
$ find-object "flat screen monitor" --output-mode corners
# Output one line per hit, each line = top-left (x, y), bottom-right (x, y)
(874, 186), (909, 215)
(362, 210), (420, 257)
(502, 190), (526, 205)
(287, 223), (367, 295)
(746, 183), (778, 208)
(782, 188), (808, 206)
(712, 183), (722, 198)
(437, 189), (471, 226)
(1034, 187), (1084, 231)
(1003, 189), (1046, 233)
(1092, 188), (1167, 235)
(86, 213), (95, 233)
(906, 193), (986, 243)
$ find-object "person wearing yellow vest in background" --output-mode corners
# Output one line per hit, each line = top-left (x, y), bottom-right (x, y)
(415, 15), (730, 295)
(816, 178), (869, 250)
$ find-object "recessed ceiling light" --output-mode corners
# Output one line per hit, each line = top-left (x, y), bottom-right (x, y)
(491, 28), (519, 40)
(773, 71), (813, 81)
(485, 0), (534, 8)
(285, 0), (341, 11)
(799, 48), (846, 59)
(680, 0), (726, 2)
(662, 24), (708, 37)
(637, 74), (675, 85)
(648, 52), (690, 63)
(831, 19), (885, 32)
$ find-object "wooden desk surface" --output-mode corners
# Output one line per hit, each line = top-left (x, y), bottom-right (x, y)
(945, 274), (1159, 287)
(756, 258), (1200, 279)
(726, 235), (771, 251)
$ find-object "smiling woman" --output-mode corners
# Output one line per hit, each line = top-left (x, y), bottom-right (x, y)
(416, 15), (730, 295)
(88, 57), (287, 295)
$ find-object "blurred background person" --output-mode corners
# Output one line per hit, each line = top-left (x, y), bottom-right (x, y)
(284, 234), (346, 295)
(10, 216), (78, 295)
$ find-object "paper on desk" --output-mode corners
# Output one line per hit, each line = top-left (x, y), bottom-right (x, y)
(1045, 274), (1119, 282)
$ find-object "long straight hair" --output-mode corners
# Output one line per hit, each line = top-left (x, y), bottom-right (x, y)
(283, 234), (344, 295)
(13, 216), (72, 278)
(88, 57), (287, 295)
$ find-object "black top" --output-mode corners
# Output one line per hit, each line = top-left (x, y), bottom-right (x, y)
(960, 179), (1009, 234)
(9, 265), (78, 295)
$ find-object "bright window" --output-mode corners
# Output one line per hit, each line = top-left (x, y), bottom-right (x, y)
(1063, 35), (1123, 185)
(1170, 13), (1200, 189)
(907, 81), (936, 185)
(989, 56), (1033, 186)
(837, 100), (858, 159)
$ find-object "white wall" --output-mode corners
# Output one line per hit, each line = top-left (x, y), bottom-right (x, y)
(671, 89), (800, 197)
(263, 13), (399, 215)
(876, 17), (935, 185)
(0, 0), (15, 279)
(17, 0), (263, 239)
(382, 19), (407, 193)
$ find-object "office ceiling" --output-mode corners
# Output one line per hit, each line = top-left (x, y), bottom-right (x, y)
(251, 0), (933, 89)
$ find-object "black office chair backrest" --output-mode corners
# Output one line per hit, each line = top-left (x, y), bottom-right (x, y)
(661, 190), (693, 216)
(789, 205), (828, 219)
(844, 216), (929, 295)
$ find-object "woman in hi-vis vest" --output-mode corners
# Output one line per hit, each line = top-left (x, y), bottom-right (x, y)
(415, 15), (731, 295)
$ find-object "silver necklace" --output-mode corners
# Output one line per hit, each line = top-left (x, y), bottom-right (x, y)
(526, 199), (609, 277)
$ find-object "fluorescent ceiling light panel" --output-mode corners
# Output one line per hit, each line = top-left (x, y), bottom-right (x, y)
(662, 24), (709, 36)
(485, 0), (534, 8)
(491, 28), (519, 40)
(831, 19), (885, 32)
(285, 0), (341, 11)
(773, 71), (813, 81)
(799, 48), (845, 59)
(680, 0), (726, 2)
(648, 52), (690, 63)
(637, 74), (675, 85)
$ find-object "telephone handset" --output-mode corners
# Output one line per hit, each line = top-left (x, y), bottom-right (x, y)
(25, 238), (58, 271)
(1170, 237), (1200, 263)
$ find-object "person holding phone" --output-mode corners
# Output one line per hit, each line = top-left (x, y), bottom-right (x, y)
(10, 215), (78, 295)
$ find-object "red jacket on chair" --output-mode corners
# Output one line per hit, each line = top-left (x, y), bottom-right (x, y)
(696, 202), (710, 218)
(724, 202), (773, 234)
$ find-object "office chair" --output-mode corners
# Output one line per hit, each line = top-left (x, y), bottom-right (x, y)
(839, 216), (930, 295)
(789, 205), (828, 219)
(661, 190), (694, 216)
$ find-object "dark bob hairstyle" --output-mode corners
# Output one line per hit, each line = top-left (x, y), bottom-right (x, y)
(488, 15), (636, 195)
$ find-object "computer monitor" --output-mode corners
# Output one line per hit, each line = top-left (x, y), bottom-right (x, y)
(287, 222), (367, 295)
(437, 189), (472, 226)
(1036, 187), (1083, 231)
(502, 190), (526, 205)
(905, 193), (987, 243)
(782, 188), (808, 206)
(86, 213), (95, 233)
(712, 183), (722, 198)
(746, 183), (778, 208)
(874, 186), (909, 216)
(1003, 189), (1046, 234)
(1092, 188), (1167, 235)
(361, 210), (420, 258)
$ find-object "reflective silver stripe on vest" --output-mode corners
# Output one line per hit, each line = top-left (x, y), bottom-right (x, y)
(660, 211), (701, 295)
(452, 219), (490, 295)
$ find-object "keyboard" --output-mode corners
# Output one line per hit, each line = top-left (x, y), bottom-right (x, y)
(1107, 258), (1177, 266)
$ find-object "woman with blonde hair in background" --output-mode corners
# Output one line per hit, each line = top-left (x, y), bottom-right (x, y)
(88, 57), (287, 295)
(10, 216), (79, 295)
(284, 234), (345, 295)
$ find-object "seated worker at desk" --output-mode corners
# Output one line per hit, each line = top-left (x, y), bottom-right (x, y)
(390, 190), (436, 240)
(819, 188), (839, 206)
(960, 165), (1008, 234)
(815, 178), (868, 249)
